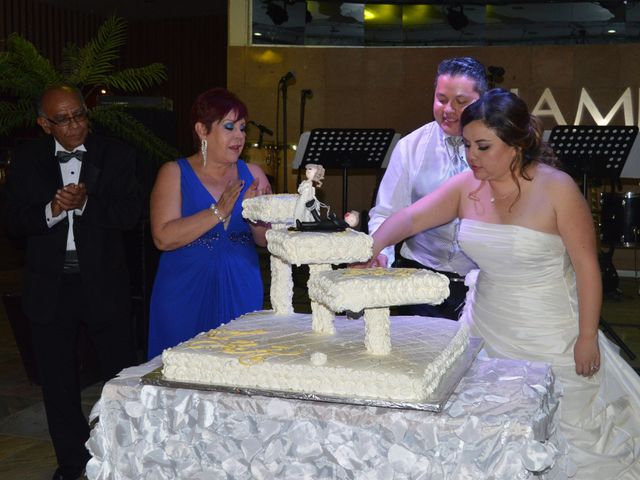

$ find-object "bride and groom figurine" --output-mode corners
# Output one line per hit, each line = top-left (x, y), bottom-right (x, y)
(293, 163), (359, 231)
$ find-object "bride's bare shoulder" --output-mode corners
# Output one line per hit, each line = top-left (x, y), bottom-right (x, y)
(532, 163), (575, 187)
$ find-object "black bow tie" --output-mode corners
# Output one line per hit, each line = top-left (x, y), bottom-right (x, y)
(57, 150), (84, 163)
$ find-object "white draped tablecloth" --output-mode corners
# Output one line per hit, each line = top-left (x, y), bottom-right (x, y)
(86, 355), (569, 479)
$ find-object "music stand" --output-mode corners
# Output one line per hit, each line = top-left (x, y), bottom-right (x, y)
(292, 128), (400, 213)
(548, 125), (638, 360)
(548, 125), (638, 194)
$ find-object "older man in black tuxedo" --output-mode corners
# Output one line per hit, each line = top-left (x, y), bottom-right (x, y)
(6, 85), (140, 480)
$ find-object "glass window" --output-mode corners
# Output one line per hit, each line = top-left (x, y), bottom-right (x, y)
(251, 1), (640, 46)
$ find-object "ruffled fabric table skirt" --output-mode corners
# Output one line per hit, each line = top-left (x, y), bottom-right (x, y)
(86, 355), (569, 479)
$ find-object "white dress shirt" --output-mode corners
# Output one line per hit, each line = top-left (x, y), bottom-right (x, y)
(368, 121), (477, 275)
(45, 140), (87, 251)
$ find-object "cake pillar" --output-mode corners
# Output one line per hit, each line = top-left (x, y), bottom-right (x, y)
(364, 307), (391, 355)
(310, 302), (335, 335)
(309, 264), (334, 334)
(270, 256), (293, 314)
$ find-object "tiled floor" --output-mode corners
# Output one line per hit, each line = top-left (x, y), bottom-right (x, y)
(0, 244), (638, 478)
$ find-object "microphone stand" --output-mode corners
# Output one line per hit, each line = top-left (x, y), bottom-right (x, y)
(297, 89), (312, 186)
(300, 89), (312, 135)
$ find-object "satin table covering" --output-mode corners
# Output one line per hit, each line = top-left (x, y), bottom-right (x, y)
(86, 355), (568, 479)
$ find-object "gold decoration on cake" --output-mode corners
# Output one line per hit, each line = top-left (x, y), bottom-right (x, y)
(340, 268), (415, 278)
(187, 329), (304, 365)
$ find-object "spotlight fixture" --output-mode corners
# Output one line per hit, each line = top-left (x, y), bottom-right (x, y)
(446, 4), (469, 31)
(266, 1), (288, 26)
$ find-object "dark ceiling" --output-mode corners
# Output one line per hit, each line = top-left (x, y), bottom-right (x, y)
(37, 0), (228, 20)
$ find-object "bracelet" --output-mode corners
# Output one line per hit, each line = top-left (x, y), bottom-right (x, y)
(209, 203), (226, 223)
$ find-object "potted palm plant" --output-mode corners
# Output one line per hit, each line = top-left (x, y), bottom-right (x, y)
(0, 14), (178, 161)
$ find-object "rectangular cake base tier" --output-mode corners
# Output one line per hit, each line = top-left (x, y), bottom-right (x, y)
(144, 337), (482, 412)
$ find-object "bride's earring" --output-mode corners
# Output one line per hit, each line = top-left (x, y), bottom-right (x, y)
(201, 139), (207, 167)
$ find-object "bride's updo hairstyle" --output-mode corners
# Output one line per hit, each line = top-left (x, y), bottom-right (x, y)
(460, 88), (559, 182)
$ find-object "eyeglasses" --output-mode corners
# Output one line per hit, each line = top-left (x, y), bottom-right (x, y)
(43, 110), (89, 127)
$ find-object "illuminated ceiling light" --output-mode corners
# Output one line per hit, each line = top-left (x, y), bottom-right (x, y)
(608, 28), (617, 33)
(447, 4), (469, 31)
(251, 49), (283, 65)
(403, 5), (434, 27)
(364, 7), (375, 21)
(365, 4), (401, 25)
(253, 32), (263, 36)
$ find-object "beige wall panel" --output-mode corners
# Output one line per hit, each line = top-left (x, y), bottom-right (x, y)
(323, 87), (367, 128)
(325, 49), (365, 90)
(227, 46), (247, 90)
(363, 48), (405, 90)
(618, 45), (640, 87)
(228, 43), (640, 269)
(244, 47), (289, 89)
(574, 45), (620, 88)
(530, 46), (574, 88)
(483, 46), (531, 88)
(292, 47), (327, 93)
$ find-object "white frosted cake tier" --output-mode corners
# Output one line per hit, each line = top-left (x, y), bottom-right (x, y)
(308, 268), (450, 313)
(266, 229), (372, 265)
(162, 312), (470, 401)
(242, 194), (298, 225)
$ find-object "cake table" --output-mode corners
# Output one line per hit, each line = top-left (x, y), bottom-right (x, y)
(85, 354), (569, 479)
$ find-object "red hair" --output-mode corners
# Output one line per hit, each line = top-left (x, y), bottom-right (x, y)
(190, 88), (248, 143)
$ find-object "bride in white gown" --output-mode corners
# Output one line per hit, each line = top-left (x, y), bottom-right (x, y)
(370, 89), (640, 479)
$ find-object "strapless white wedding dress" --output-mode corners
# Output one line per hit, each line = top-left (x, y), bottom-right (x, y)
(458, 219), (640, 479)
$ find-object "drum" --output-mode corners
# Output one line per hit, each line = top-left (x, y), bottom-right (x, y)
(241, 142), (278, 178)
(600, 192), (640, 247)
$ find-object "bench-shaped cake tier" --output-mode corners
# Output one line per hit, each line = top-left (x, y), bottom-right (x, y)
(264, 228), (373, 318)
(308, 268), (450, 355)
(266, 228), (372, 266)
(242, 194), (298, 227)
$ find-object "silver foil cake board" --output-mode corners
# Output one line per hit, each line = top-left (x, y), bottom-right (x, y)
(141, 337), (483, 413)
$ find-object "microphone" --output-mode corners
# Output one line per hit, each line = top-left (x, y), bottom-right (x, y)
(247, 120), (273, 136)
(279, 71), (295, 85)
(301, 89), (313, 99)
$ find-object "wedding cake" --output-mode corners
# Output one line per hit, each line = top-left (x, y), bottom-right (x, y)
(161, 192), (470, 402)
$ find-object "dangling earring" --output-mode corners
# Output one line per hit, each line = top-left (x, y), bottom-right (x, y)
(201, 139), (207, 167)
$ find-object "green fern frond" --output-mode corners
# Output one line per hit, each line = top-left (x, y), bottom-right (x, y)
(91, 106), (178, 161)
(0, 100), (37, 135)
(69, 15), (127, 86)
(103, 64), (168, 93)
(1, 16), (172, 163)
(0, 34), (61, 98)
(59, 43), (82, 77)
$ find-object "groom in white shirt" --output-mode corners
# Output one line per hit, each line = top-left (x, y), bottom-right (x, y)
(368, 57), (488, 320)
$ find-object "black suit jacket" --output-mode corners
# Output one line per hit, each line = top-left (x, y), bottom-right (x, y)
(6, 133), (141, 326)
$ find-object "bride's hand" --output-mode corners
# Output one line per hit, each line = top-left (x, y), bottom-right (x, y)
(574, 333), (600, 377)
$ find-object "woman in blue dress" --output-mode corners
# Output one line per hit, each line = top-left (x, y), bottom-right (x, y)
(147, 88), (271, 359)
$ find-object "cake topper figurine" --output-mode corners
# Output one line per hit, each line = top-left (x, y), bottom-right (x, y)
(293, 163), (326, 224)
(292, 163), (353, 232)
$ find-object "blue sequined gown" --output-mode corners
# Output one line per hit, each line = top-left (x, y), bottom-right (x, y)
(147, 159), (263, 359)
